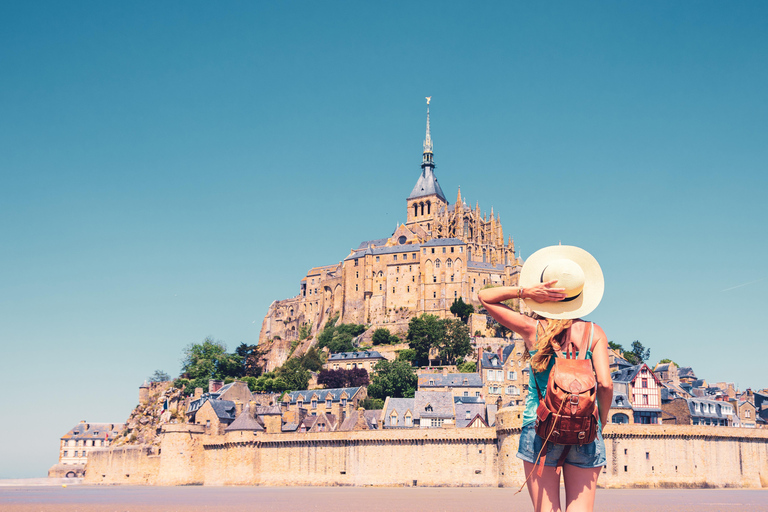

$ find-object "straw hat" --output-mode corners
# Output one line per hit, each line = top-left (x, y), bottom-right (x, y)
(519, 245), (604, 320)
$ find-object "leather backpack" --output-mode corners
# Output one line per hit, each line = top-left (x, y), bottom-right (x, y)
(532, 321), (599, 473)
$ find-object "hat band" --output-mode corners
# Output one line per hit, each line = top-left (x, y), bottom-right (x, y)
(540, 269), (583, 303)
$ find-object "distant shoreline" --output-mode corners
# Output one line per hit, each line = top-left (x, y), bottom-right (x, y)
(0, 478), (82, 487)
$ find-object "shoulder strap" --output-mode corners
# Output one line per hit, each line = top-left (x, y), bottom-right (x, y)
(588, 322), (598, 353)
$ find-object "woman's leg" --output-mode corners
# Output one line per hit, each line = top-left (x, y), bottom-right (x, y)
(523, 461), (562, 512)
(562, 464), (601, 512)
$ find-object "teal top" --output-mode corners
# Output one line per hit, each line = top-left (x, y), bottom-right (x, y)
(521, 322), (594, 427)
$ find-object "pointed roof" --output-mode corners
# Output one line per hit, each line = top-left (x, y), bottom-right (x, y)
(224, 405), (264, 432)
(408, 167), (446, 202)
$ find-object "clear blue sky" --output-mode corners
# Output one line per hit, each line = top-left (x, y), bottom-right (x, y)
(1, 1), (766, 478)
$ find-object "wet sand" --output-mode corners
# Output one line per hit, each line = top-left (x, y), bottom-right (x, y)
(1, 485), (767, 512)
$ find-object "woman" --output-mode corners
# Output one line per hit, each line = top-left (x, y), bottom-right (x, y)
(478, 245), (613, 512)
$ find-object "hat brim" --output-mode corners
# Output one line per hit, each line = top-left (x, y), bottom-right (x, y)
(520, 245), (604, 320)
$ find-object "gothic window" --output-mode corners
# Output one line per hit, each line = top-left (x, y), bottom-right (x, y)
(435, 260), (441, 268)
(447, 259), (452, 268)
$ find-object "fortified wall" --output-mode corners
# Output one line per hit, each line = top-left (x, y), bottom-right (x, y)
(86, 408), (768, 488)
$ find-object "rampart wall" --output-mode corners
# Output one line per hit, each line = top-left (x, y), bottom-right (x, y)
(85, 409), (768, 488)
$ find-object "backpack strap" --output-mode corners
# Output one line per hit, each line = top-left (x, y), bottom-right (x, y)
(588, 322), (598, 353)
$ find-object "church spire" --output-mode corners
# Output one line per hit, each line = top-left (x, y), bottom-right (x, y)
(423, 96), (433, 163)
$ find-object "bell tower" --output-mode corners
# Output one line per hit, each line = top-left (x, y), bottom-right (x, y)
(406, 97), (447, 236)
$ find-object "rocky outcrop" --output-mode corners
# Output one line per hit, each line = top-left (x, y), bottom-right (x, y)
(112, 383), (184, 448)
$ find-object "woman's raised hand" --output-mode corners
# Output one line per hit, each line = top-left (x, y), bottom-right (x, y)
(525, 280), (567, 303)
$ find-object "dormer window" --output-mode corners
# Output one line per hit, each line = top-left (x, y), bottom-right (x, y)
(429, 379), (435, 386)
(405, 413), (412, 427)
(311, 400), (317, 409)
(390, 412), (398, 426)
(425, 404), (433, 412)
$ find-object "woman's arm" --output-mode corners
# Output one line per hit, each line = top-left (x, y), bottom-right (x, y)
(477, 281), (566, 345)
(589, 324), (614, 428)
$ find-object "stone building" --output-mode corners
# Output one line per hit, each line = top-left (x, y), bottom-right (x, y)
(382, 391), (456, 428)
(478, 343), (527, 407)
(661, 397), (735, 426)
(258, 101), (522, 371)
(324, 350), (386, 372)
(417, 369), (483, 399)
(49, 421), (124, 478)
(612, 363), (663, 424)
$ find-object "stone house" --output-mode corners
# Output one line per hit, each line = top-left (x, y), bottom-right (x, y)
(478, 343), (527, 407)
(381, 391), (456, 428)
(50, 421), (124, 477)
(608, 349), (633, 373)
(282, 386), (366, 425)
(224, 404), (283, 435)
(654, 362), (679, 384)
(192, 399), (238, 435)
(609, 393), (634, 424)
(381, 397), (416, 428)
(612, 364), (663, 424)
(661, 397), (735, 426)
(733, 394), (757, 428)
(325, 350), (386, 372)
(417, 368), (483, 399)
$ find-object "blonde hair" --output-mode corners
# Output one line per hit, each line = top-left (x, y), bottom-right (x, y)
(525, 318), (573, 373)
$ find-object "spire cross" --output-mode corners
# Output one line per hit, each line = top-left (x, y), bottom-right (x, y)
(423, 96), (433, 154)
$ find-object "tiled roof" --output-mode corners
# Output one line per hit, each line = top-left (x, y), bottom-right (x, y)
(454, 395), (485, 405)
(61, 422), (124, 440)
(382, 398), (415, 428)
(421, 238), (464, 247)
(408, 167), (447, 202)
(687, 398), (735, 419)
(678, 367), (696, 379)
(328, 351), (385, 361)
(356, 238), (390, 250)
(224, 406), (264, 432)
(281, 422), (299, 432)
(418, 373), (482, 388)
(344, 244), (421, 261)
(285, 387), (361, 404)
(611, 364), (644, 383)
(455, 403), (487, 428)
(254, 405), (282, 415)
(414, 391), (455, 419)
(467, 261), (507, 271)
(480, 352), (504, 369)
(209, 400), (237, 422)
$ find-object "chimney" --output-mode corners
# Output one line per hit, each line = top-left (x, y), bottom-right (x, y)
(442, 367), (449, 377)
(234, 400), (243, 417)
(478, 348), (484, 369)
(194, 387), (203, 399)
(354, 407), (369, 430)
(249, 401), (258, 418)
(209, 379), (224, 393)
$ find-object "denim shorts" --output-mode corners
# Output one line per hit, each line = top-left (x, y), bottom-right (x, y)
(516, 423), (606, 469)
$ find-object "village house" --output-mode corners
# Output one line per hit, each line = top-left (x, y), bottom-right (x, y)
(661, 397), (735, 426)
(478, 343), (527, 407)
(281, 386), (366, 425)
(611, 363), (663, 424)
(186, 380), (254, 430)
(49, 421), (124, 477)
(325, 350), (386, 372)
(417, 368), (483, 398)
(382, 391), (456, 428)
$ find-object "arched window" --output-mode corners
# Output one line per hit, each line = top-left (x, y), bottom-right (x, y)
(483, 249), (487, 263)
(446, 259), (452, 268)
(426, 201), (431, 214)
(420, 202), (425, 216)
(413, 203), (418, 217)
(435, 259), (441, 268)
(612, 413), (630, 424)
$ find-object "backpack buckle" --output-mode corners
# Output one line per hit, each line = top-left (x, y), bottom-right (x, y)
(578, 431), (586, 440)
(570, 395), (579, 406)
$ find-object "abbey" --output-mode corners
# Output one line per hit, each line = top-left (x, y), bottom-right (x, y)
(258, 102), (522, 368)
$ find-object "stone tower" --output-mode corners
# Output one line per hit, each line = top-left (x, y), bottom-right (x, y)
(405, 97), (448, 235)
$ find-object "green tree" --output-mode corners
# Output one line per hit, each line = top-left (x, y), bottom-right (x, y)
(298, 322), (312, 340)
(372, 328), (395, 345)
(181, 337), (244, 390)
(457, 361), (476, 373)
(657, 358), (680, 367)
(275, 357), (311, 391)
(629, 340), (650, 364)
(608, 341), (623, 351)
(450, 297), (475, 323)
(235, 343), (262, 377)
(148, 370), (170, 382)
(367, 359), (418, 399)
(360, 397), (385, 410)
(407, 314), (445, 366)
(298, 346), (325, 372)
(439, 319), (472, 364)
(317, 315), (367, 353)
(396, 349), (417, 364)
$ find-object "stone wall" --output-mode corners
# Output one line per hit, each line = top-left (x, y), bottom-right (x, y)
(85, 409), (768, 488)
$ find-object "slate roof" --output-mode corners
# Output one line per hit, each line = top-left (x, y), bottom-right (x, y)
(612, 394), (632, 409)
(455, 403), (487, 428)
(467, 261), (507, 271)
(687, 398), (735, 419)
(612, 364), (644, 383)
(382, 397), (415, 428)
(344, 244), (421, 261)
(356, 238), (390, 250)
(254, 405), (282, 415)
(678, 367), (696, 379)
(281, 422), (299, 432)
(408, 167), (447, 202)
(328, 351), (385, 361)
(486, 403), (498, 427)
(338, 409), (379, 431)
(655, 363), (672, 373)
(285, 387), (361, 404)
(454, 395), (485, 405)
(224, 405), (264, 432)
(413, 391), (455, 420)
(208, 400), (238, 422)
(480, 352), (504, 370)
(421, 238), (464, 247)
(418, 372), (483, 388)
(61, 422), (124, 441)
